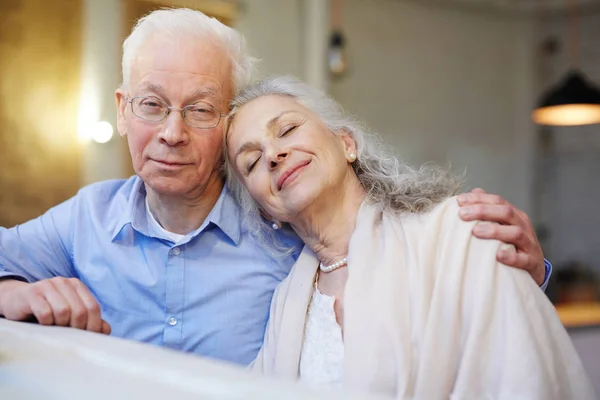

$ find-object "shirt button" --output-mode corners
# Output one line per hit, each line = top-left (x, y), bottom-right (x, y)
(168, 317), (178, 326)
(170, 247), (180, 256)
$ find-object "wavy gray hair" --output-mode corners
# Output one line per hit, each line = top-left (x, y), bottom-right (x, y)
(224, 76), (462, 256)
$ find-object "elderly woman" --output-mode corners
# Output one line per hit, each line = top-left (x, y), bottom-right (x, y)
(224, 76), (593, 399)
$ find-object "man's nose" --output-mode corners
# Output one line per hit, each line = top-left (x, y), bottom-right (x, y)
(157, 111), (189, 146)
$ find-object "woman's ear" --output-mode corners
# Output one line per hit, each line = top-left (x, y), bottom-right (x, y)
(258, 208), (281, 229)
(258, 208), (272, 221)
(338, 128), (358, 163)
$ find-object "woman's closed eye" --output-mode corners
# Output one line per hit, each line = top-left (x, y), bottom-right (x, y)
(279, 124), (298, 137)
(247, 155), (261, 173)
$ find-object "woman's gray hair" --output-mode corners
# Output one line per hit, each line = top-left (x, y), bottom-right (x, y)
(121, 8), (257, 94)
(224, 76), (462, 256)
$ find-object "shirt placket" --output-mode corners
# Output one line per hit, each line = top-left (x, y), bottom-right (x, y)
(163, 244), (185, 349)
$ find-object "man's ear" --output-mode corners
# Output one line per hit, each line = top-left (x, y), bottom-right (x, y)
(115, 88), (128, 137)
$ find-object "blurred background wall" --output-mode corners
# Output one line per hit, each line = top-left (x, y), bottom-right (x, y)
(536, 10), (600, 270)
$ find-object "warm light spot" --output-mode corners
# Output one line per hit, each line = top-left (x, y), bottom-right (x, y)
(90, 121), (114, 144)
(77, 82), (100, 141)
(532, 104), (600, 126)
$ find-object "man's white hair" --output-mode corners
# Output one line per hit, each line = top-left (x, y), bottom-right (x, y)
(121, 8), (257, 93)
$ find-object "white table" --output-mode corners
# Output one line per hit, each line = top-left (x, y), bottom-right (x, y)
(0, 319), (387, 400)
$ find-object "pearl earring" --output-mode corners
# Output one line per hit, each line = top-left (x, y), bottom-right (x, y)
(272, 222), (281, 230)
(349, 153), (356, 162)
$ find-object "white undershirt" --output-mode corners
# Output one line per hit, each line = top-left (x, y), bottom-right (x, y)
(299, 284), (345, 389)
(145, 197), (186, 244)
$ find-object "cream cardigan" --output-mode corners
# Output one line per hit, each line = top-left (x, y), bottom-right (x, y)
(253, 197), (595, 399)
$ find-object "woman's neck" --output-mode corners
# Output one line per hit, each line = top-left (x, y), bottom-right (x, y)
(290, 172), (366, 266)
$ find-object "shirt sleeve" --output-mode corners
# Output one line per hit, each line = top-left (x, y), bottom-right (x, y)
(0, 196), (77, 283)
(539, 258), (553, 291)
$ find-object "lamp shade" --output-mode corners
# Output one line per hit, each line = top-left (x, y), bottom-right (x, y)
(532, 69), (600, 126)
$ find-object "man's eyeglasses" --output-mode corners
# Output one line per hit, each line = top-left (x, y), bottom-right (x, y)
(126, 96), (226, 129)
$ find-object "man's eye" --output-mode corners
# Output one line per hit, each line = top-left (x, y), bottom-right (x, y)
(141, 101), (162, 108)
(137, 99), (166, 115)
(190, 106), (211, 114)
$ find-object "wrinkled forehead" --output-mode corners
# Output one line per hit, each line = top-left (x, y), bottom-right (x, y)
(226, 95), (310, 155)
(227, 97), (281, 142)
(130, 35), (233, 99)
(231, 95), (305, 128)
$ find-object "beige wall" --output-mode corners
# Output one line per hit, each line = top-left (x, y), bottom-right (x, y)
(329, 0), (537, 215)
(234, 0), (305, 80)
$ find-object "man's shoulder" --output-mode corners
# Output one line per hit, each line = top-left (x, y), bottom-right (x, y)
(75, 176), (139, 207)
(69, 176), (141, 228)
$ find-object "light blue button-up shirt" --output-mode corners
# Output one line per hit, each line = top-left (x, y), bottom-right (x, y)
(0, 177), (301, 365)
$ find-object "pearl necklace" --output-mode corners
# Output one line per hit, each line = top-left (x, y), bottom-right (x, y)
(319, 257), (348, 273)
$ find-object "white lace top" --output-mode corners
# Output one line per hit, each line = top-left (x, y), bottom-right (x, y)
(298, 284), (345, 389)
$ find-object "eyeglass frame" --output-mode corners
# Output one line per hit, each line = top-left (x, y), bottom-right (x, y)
(125, 96), (227, 129)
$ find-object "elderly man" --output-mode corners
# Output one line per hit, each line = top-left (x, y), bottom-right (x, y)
(0, 9), (550, 365)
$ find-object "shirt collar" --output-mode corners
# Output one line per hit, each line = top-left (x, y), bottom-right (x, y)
(111, 177), (145, 241)
(204, 183), (241, 245)
(111, 178), (241, 246)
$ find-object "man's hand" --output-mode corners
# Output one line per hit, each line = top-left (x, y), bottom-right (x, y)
(457, 188), (545, 285)
(0, 278), (111, 334)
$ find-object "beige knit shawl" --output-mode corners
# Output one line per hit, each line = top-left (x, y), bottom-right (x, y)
(253, 197), (595, 399)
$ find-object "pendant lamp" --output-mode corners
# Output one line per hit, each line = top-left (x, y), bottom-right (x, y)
(532, 0), (600, 126)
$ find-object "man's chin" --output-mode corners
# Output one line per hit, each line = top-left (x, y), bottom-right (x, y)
(143, 174), (193, 197)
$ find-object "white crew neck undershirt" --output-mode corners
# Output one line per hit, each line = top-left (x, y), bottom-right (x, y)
(145, 197), (186, 244)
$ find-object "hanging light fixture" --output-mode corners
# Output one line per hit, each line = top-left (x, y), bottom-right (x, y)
(532, 71), (600, 126)
(532, 0), (600, 126)
(327, 0), (347, 77)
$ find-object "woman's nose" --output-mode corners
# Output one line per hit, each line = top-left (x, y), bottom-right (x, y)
(269, 151), (288, 169)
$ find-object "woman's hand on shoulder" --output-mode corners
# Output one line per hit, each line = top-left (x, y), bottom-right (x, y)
(456, 188), (545, 286)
